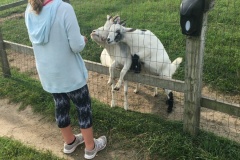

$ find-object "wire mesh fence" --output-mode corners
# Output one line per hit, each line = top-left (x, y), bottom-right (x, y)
(0, 0), (239, 144)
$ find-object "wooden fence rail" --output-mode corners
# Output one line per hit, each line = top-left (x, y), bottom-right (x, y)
(3, 40), (185, 92)
(0, 0), (27, 11)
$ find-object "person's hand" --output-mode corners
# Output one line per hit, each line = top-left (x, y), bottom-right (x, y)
(84, 36), (88, 44)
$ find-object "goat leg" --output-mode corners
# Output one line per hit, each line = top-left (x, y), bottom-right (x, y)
(114, 60), (131, 90)
(166, 92), (174, 113)
(108, 61), (117, 86)
(123, 81), (129, 110)
(152, 87), (158, 97)
(111, 83), (116, 108)
(134, 83), (140, 93)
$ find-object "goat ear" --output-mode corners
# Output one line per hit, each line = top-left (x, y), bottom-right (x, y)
(120, 19), (127, 26)
(121, 22), (126, 26)
(107, 15), (112, 20)
(112, 16), (121, 24)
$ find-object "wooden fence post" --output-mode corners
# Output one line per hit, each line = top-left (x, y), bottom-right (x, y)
(183, 0), (215, 136)
(0, 28), (11, 77)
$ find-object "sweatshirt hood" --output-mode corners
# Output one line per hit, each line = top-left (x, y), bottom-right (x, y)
(25, 0), (62, 45)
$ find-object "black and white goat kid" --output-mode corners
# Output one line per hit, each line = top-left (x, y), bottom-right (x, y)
(90, 15), (132, 110)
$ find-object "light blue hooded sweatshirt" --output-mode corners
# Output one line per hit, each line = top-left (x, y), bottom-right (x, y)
(25, 0), (88, 93)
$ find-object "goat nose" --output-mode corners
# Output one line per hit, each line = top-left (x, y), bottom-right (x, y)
(107, 38), (110, 42)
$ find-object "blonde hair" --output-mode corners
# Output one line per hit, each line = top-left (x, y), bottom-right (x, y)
(29, 0), (44, 14)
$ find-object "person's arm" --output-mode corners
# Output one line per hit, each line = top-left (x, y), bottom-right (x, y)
(64, 4), (85, 53)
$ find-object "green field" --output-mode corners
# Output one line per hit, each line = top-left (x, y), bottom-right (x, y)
(0, 0), (239, 94)
(0, 1), (240, 159)
(0, 0), (21, 5)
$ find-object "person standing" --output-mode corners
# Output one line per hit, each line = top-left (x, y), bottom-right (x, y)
(25, 0), (107, 159)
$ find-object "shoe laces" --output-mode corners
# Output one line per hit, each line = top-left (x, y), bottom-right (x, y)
(95, 138), (104, 148)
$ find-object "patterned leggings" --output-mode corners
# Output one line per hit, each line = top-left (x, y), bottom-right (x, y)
(52, 85), (92, 129)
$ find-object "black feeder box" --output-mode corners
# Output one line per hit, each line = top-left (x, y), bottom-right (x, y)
(180, 0), (205, 36)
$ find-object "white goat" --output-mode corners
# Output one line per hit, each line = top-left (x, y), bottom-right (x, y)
(90, 15), (132, 110)
(107, 23), (183, 113)
(91, 15), (131, 91)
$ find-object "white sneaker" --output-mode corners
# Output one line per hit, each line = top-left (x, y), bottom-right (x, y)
(84, 136), (107, 159)
(63, 134), (84, 154)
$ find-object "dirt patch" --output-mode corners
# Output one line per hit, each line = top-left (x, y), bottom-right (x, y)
(0, 13), (24, 24)
(0, 98), (68, 159)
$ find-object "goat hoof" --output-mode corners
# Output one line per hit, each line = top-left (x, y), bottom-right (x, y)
(134, 90), (138, 94)
(167, 108), (173, 113)
(111, 101), (115, 108)
(114, 87), (120, 91)
(153, 93), (158, 97)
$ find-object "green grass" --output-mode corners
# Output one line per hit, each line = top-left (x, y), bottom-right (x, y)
(0, 0), (239, 94)
(0, 0), (21, 6)
(0, 70), (240, 160)
(0, 0), (26, 18)
(0, 136), (64, 160)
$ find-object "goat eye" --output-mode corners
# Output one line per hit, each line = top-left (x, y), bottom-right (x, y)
(116, 30), (120, 34)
